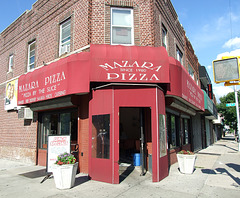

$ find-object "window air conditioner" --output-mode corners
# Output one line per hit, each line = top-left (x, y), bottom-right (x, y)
(61, 44), (70, 54)
(18, 107), (33, 120)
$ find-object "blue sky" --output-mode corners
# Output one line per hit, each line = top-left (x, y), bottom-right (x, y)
(0, 0), (37, 33)
(1, 0), (240, 102)
(171, 0), (240, 102)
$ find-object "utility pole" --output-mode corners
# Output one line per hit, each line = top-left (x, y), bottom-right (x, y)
(212, 56), (240, 151)
(234, 85), (240, 151)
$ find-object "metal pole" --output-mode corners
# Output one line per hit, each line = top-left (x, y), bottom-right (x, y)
(234, 85), (240, 151)
(140, 108), (145, 176)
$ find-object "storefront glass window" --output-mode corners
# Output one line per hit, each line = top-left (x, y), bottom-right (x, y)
(41, 115), (50, 149)
(39, 109), (77, 149)
(92, 114), (110, 159)
(170, 115), (176, 148)
(50, 114), (58, 135)
(184, 119), (189, 144)
(71, 111), (78, 142)
(159, 114), (167, 157)
(60, 113), (71, 135)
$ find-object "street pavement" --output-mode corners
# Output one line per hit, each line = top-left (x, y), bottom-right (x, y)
(0, 134), (240, 198)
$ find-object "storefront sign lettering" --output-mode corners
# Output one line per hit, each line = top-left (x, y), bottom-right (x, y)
(45, 71), (66, 86)
(99, 61), (162, 71)
(50, 136), (69, 146)
(107, 73), (160, 81)
(183, 79), (203, 110)
(18, 71), (67, 105)
(99, 61), (162, 82)
(19, 81), (39, 93)
(47, 135), (70, 173)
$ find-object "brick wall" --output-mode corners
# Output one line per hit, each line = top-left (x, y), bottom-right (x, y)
(0, 0), (89, 84)
(78, 95), (90, 173)
(153, 0), (185, 64)
(90, 0), (154, 46)
(184, 35), (200, 85)
(0, 0), (89, 164)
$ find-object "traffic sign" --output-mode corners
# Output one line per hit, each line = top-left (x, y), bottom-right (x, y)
(226, 103), (236, 107)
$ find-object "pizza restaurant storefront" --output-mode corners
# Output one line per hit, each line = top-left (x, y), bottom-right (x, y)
(17, 44), (204, 184)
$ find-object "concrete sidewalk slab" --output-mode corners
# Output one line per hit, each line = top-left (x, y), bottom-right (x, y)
(1, 135), (240, 198)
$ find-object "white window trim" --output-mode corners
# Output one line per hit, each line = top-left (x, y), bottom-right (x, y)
(176, 46), (183, 65)
(111, 7), (134, 45)
(27, 41), (36, 72)
(8, 54), (13, 72)
(59, 18), (71, 56)
(162, 25), (167, 49)
(188, 65), (195, 81)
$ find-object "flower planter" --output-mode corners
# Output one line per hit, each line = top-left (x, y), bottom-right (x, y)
(52, 162), (78, 189)
(177, 154), (196, 174)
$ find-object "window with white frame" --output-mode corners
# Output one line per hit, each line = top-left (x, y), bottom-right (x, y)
(111, 7), (134, 45)
(8, 54), (13, 72)
(176, 46), (183, 65)
(188, 64), (195, 80)
(162, 24), (167, 49)
(59, 18), (71, 56)
(28, 41), (36, 71)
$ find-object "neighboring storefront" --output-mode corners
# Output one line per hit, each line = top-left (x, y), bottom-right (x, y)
(213, 114), (224, 140)
(165, 57), (204, 164)
(202, 91), (218, 147)
(17, 44), (204, 184)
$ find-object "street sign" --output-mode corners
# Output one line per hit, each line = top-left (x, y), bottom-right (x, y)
(212, 57), (240, 83)
(226, 103), (236, 107)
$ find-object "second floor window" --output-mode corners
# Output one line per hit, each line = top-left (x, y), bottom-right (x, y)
(176, 46), (183, 65)
(28, 41), (36, 71)
(111, 7), (134, 45)
(162, 25), (167, 49)
(59, 18), (71, 56)
(8, 54), (13, 72)
(188, 64), (195, 80)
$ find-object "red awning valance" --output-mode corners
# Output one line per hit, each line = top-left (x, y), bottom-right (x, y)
(18, 52), (90, 105)
(166, 57), (204, 111)
(90, 44), (170, 83)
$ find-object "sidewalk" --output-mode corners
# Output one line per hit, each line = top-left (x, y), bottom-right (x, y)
(0, 135), (240, 198)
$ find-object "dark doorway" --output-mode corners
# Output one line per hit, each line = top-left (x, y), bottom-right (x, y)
(119, 107), (152, 182)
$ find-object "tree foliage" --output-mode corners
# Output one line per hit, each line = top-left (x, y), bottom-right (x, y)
(216, 91), (240, 131)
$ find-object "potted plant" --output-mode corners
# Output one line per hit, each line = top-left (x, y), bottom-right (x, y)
(177, 150), (196, 174)
(51, 152), (78, 189)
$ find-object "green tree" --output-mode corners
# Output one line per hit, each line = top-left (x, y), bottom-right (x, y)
(217, 91), (240, 132)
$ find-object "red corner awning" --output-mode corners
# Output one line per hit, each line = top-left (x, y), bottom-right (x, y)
(167, 57), (204, 111)
(90, 44), (170, 83)
(18, 52), (90, 105)
(18, 44), (170, 105)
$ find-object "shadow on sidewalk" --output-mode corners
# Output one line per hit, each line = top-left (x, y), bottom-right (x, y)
(226, 163), (240, 172)
(222, 136), (235, 141)
(202, 164), (240, 186)
(19, 169), (46, 178)
(119, 165), (135, 183)
(74, 175), (89, 187)
(212, 143), (238, 152)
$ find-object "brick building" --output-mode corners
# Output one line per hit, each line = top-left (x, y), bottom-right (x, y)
(0, 0), (215, 184)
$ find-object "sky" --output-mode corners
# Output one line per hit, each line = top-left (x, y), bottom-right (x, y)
(1, 0), (240, 102)
(0, 0), (37, 33)
(171, 0), (240, 102)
